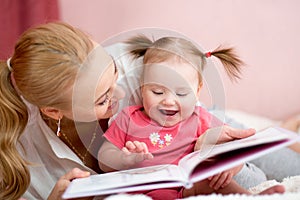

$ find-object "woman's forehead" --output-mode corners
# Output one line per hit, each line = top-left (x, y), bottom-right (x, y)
(72, 46), (113, 104)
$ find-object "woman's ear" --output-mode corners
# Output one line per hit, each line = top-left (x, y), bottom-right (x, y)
(40, 107), (63, 120)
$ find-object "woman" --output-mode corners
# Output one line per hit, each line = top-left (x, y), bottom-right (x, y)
(0, 21), (124, 200)
(0, 22), (287, 200)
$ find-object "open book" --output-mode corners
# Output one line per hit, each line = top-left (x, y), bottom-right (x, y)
(63, 127), (300, 199)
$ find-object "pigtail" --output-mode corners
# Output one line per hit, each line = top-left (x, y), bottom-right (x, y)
(126, 34), (153, 59)
(209, 46), (244, 81)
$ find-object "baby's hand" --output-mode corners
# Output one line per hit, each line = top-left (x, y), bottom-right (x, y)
(121, 141), (154, 166)
(194, 126), (256, 151)
(208, 164), (243, 190)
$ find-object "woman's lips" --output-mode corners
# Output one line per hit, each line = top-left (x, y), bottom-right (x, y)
(108, 100), (118, 111)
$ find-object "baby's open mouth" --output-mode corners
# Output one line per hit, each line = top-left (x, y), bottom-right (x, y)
(159, 109), (178, 116)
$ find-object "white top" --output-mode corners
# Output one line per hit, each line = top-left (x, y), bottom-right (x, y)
(19, 43), (142, 199)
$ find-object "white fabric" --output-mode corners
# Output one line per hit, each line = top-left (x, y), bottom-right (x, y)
(19, 43), (142, 199)
(104, 176), (300, 199)
(18, 101), (92, 199)
(225, 109), (280, 131)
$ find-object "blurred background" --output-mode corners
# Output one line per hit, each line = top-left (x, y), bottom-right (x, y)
(1, 0), (299, 120)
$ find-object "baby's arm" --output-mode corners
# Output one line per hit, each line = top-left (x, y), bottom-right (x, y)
(98, 140), (153, 172)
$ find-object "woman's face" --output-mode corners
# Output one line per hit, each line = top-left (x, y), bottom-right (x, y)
(64, 46), (125, 122)
(93, 60), (122, 119)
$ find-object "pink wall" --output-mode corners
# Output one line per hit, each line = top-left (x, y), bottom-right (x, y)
(60, 0), (300, 120)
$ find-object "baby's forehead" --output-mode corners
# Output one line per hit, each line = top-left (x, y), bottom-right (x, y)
(142, 70), (198, 93)
(147, 82), (191, 88)
(143, 62), (198, 82)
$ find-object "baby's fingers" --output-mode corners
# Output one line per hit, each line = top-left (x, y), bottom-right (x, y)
(209, 174), (221, 188)
(133, 152), (153, 163)
(140, 142), (150, 153)
(213, 174), (227, 190)
(144, 153), (154, 160)
(133, 141), (149, 153)
(122, 147), (131, 156)
(125, 141), (136, 151)
(221, 173), (233, 188)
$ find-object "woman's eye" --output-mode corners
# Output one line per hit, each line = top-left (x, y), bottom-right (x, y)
(98, 95), (109, 106)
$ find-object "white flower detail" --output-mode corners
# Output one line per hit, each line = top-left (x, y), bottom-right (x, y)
(164, 134), (173, 142)
(149, 132), (160, 144)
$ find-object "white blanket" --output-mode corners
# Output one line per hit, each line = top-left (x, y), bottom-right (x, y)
(105, 175), (300, 200)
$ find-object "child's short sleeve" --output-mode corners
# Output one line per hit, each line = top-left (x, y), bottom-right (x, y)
(103, 107), (131, 149)
(197, 106), (224, 137)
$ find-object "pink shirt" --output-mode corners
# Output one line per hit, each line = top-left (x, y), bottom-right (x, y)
(104, 105), (222, 167)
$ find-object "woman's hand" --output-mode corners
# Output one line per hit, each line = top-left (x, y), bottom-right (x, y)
(207, 164), (244, 190)
(47, 168), (91, 200)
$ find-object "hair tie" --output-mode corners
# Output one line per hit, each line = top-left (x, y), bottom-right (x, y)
(205, 52), (212, 58)
(6, 57), (13, 71)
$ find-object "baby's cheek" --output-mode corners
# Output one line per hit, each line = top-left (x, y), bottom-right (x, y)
(180, 103), (196, 120)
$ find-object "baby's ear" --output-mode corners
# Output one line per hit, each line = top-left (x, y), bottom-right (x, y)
(196, 82), (203, 100)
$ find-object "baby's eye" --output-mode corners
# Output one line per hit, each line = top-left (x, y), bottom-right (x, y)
(152, 90), (164, 95)
(176, 93), (188, 97)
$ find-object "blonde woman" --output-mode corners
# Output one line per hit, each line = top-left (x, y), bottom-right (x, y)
(0, 22), (124, 200)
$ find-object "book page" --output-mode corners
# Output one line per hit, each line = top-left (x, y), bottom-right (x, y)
(63, 164), (186, 199)
(178, 127), (299, 176)
(188, 138), (295, 184)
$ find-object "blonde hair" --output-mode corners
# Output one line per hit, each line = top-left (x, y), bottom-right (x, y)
(0, 22), (93, 199)
(126, 35), (244, 82)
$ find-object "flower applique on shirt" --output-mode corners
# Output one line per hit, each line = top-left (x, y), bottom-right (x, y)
(149, 132), (173, 149)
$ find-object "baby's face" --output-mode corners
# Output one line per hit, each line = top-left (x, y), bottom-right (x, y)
(141, 60), (202, 127)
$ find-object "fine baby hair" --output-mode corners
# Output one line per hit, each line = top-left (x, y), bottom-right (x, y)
(126, 34), (244, 82)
